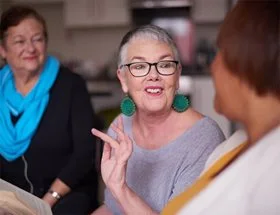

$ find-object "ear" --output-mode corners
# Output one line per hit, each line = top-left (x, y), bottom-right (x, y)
(0, 44), (7, 59)
(176, 63), (182, 90)
(117, 68), (129, 93)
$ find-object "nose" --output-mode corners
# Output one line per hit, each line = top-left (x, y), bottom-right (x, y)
(147, 64), (160, 80)
(25, 40), (36, 53)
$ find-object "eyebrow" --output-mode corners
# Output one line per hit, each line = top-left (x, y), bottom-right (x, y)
(10, 35), (24, 39)
(159, 54), (174, 60)
(130, 56), (146, 61)
(130, 54), (174, 62)
(10, 32), (44, 39)
(32, 33), (44, 37)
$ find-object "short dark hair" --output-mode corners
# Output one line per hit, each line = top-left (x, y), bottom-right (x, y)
(217, 0), (279, 98)
(0, 5), (48, 42)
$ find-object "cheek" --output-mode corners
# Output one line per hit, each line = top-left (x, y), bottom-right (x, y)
(11, 49), (24, 60)
(213, 89), (223, 114)
(212, 72), (225, 113)
(165, 76), (178, 91)
(39, 43), (47, 52)
(6, 51), (20, 62)
(125, 76), (143, 95)
(36, 44), (47, 57)
(213, 77), (239, 118)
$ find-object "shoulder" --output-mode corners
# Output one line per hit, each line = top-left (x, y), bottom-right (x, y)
(57, 65), (85, 84)
(181, 116), (226, 160)
(107, 114), (130, 136)
(249, 166), (280, 215)
(52, 65), (87, 93)
(180, 108), (223, 138)
(109, 114), (130, 127)
(250, 137), (280, 212)
(191, 116), (225, 142)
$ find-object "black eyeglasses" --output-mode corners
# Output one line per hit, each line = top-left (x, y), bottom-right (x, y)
(120, 60), (179, 77)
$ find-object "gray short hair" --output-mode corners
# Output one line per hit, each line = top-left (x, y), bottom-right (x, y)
(118, 25), (180, 68)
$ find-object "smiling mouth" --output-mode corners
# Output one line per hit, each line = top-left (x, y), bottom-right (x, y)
(145, 88), (162, 94)
(24, 57), (37, 60)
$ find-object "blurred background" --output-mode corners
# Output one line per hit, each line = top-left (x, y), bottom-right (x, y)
(0, 0), (241, 203)
(0, 0), (239, 137)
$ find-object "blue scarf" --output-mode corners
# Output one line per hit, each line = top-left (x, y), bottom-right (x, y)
(0, 56), (60, 161)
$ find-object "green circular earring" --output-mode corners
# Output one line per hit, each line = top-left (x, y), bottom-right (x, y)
(120, 95), (136, 116)
(172, 94), (190, 112)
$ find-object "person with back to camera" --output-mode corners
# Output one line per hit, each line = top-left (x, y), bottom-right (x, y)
(162, 0), (280, 214)
(0, 5), (100, 214)
(90, 24), (225, 215)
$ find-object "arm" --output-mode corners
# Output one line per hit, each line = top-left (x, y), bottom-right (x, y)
(91, 204), (112, 215)
(92, 117), (158, 215)
(58, 74), (97, 186)
(43, 74), (98, 206)
(42, 179), (70, 207)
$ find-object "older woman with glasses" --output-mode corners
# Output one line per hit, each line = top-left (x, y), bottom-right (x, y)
(91, 25), (225, 215)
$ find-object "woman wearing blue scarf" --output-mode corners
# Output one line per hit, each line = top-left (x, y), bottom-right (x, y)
(0, 5), (99, 214)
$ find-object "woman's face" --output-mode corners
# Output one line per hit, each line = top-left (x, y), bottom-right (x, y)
(118, 38), (181, 115)
(0, 17), (47, 75)
(210, 52), (247, 120)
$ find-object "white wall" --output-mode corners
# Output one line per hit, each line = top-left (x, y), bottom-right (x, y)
(191, 76), (231, 137)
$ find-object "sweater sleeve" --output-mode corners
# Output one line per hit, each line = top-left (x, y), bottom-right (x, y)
(57, 74), (98, 188)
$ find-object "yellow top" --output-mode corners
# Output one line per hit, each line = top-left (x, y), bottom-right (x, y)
(161, 142), (247, 215)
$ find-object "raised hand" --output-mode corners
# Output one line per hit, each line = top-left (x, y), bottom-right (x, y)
(91, 116), (133, 192)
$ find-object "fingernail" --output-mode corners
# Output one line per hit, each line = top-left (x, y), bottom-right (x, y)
(91, 128), (97, 133)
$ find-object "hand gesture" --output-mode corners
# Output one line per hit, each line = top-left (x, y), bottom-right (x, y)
(91, 116), (133, 191)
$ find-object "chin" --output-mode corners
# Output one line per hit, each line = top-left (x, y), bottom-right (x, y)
(147, 106), (171, 115)
(145, 102), (167, 111)
(26, 64), (42, 73)
(146, 107), (163, 113)
(142, 104), (161, 112)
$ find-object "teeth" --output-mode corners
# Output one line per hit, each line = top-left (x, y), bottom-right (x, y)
(146, 88), (161, 93)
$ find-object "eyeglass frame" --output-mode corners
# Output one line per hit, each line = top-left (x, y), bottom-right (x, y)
(119, 60), (179, 77)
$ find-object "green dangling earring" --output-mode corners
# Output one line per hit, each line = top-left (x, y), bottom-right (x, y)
(172, 94), (190, 112)
(120, 95), (136, 116)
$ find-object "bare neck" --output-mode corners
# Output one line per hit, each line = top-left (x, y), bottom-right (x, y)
(133, 109), (175, 136)
(13, 71), (40, 96)
(242, 95), (280, 144)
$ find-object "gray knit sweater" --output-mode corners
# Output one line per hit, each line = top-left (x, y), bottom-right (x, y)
(105, 115), (225, 214)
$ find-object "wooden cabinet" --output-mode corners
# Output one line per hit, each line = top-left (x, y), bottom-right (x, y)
(64, 0), (130, 28)
(11, 0), (62, 3)
(192, 0), (227, 24)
